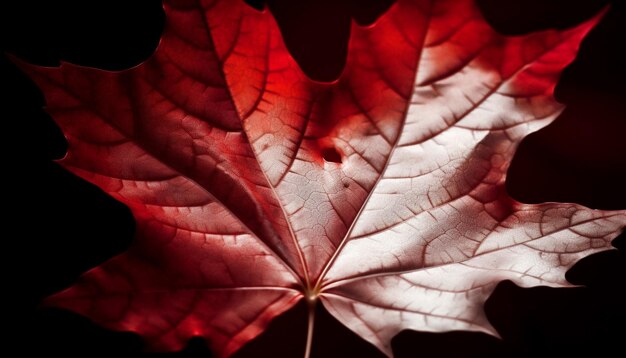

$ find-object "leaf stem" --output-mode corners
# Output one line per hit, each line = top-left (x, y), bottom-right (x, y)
(304, 296), (316, 358)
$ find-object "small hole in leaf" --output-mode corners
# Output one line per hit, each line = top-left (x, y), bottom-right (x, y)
(243, 0), (264, 11)
(322, 147), (342, 164)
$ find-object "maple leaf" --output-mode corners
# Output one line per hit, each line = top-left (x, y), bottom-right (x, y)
(14, 0), (625, 357)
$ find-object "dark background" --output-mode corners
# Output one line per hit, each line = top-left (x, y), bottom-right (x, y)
(2, 0), (625, 356)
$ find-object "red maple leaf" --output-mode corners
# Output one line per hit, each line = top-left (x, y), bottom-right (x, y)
(14, 0), (625, 357)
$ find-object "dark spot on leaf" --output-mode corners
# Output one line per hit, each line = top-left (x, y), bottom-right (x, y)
(322, 146), (342, 164)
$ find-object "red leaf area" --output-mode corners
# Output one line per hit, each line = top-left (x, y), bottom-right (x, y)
(16, 0), (625, 357)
